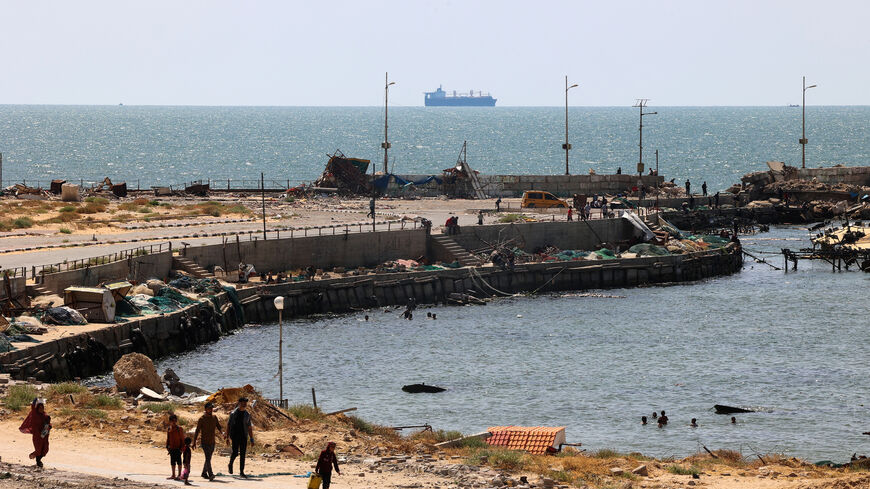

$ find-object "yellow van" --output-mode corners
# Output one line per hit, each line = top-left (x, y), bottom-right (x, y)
(521, 190), (569, 209)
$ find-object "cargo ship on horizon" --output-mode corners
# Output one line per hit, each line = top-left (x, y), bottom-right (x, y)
(424, 86), (496, 107)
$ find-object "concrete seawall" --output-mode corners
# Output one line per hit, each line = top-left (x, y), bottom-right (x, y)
(239, 247), (744, 324)
(1, 293), (243, 381)
(182, 228), (428, 274)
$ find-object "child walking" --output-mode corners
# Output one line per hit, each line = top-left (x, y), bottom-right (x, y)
(181, 437), (193, 485)
(165, 414), (184, 480)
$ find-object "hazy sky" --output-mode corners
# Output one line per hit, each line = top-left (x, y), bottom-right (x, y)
(1, 0), (868, 106)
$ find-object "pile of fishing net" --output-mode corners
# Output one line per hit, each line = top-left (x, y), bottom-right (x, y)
(168, 276), (224, 294)
(627, 243), (671, 257)
(41, 306), (87, 326)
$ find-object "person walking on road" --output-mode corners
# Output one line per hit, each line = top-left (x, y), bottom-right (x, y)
(192, 402), (223, 480)
(316, 442), (341, 489)
(226, 397), (254, 478)
(19, 398), (51, 468)
(165, 414), (184, 480)
(367, 197), (375, 218)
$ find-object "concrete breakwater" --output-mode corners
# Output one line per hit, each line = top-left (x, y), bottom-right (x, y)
(239, 247), (744, 325)
(1, 293), (243, 381)
(2, 219), (743, 381)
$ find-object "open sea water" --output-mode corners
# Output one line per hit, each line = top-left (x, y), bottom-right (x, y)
(1, 105), (868, 191)
(15, 105), (864, 460)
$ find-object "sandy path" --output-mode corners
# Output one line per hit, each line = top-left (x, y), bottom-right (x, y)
(0, 420), (449, 489)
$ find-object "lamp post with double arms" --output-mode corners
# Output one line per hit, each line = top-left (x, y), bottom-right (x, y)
(563, 76), (579, 175)
(801, 76), (817, 169)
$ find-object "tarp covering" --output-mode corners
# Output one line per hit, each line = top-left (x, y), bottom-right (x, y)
(372, 174), (443, 190)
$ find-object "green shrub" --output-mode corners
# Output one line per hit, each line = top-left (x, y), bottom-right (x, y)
(668, 465), (701, 476)
(140, 402), (176, 413)
(86, 394), (122, 409)
(59, 205), (77, 213)
(13, 217), (34, 229)
(347, 415), (374, 434)
(47, 382), (87, 396)
(548, 469), (574, 483)
(497, 213), (525, 223)
(82, 408), (108, 419)
(4, 385), (38, 411)
(76, 202), (106, 214)
(287, 404), (323, 420)
(59, 228), (72, 234)
(466, 448), (529, 470)
(84, 196), (109, 204)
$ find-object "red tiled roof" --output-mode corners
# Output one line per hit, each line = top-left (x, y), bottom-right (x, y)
(486, 426), (566, 455)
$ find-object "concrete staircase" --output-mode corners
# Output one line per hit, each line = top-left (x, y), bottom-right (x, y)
(26, 283), (54, 298)
(431, 235), (480, 267)
(172, 256), (214, 279)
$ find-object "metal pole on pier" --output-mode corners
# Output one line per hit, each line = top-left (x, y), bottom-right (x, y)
(801, 76), (817, 169)
(273, 296), (284, 404)
(382, 72), (395, 174)
(633, 99), (656, 176)
(261, 172), (267, 240)
(563, 76), (578, 175)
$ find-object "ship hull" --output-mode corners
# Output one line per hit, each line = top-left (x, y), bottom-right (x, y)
(424, 97), (496, 107)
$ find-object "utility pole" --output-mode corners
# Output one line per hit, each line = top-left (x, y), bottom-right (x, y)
(655, 149), (659, 175)
(801, 76), (817, 169)
(563, 76), (579, 175)
(633, 99), (657, 176)
(261, 172), (267, 240)
(382, 72), (395, 174)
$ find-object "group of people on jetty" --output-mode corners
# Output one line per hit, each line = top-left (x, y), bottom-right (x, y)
(641, 409), (739, 428)
(18, 396), (342, 488)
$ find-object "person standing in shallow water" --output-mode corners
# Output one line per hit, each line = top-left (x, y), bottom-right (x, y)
(19, 398), (51, 467)
(316, 442), (341, 489)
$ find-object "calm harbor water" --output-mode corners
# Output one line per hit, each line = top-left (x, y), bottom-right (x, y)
(148, 226), (870, 462)
(1, 105), (868, 191)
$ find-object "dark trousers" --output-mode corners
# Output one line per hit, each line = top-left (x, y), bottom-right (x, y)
(229, 438), (247, 474)
(200, 444), (215, 477)
(320, 470), (333, 489)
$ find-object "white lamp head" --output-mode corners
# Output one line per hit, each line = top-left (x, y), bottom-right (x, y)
(273, 296), (285, 311)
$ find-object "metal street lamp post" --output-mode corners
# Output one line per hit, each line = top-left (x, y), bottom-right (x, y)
(273, 296), (285, 404)
(382, 72), (396, 174)
(563, 76), (579, 175)
(633, 99), (657, 176)
(801, 76), (817, 169)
